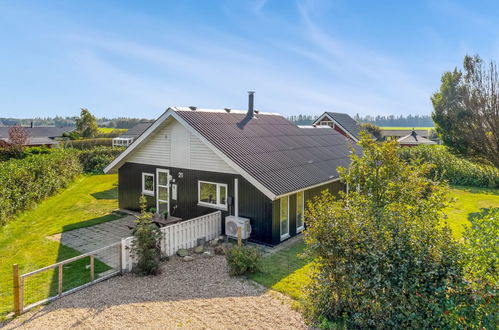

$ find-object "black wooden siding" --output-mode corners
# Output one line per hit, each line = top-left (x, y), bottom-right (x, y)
(119, 162), (344, 246)
(271, 180), (344, 245)
(118, 162), (273, 244)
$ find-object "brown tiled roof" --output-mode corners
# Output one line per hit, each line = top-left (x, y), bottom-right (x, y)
(174, 108), (357, 196)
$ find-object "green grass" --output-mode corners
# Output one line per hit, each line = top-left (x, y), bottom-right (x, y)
(380, 126), (434, 130)
(250, 185), (499, 303)
(97, 127), (127, 134)
(0, 174), (120, 316)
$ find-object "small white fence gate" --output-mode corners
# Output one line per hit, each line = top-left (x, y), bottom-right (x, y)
(121, 211), (222, 272)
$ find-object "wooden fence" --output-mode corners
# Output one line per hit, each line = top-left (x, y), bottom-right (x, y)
(121, 211), (222, 272)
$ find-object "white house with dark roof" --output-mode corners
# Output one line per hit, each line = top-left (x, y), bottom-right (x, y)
(105, 93), (357, 245)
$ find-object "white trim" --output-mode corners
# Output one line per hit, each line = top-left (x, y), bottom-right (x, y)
(296, 191), (305, 232)
(312, 112), (359, 142)
(156, 169), (170, 215)
(280, 196), (290, 241)
(141, 172), (155, 196)
(198, 180), (228, 211)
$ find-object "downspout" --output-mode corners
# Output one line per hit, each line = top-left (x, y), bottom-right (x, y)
(234, 178), (239, 217)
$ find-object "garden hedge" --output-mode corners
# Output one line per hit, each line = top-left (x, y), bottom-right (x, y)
(0, 151), (82, 225)
(62, 138), (113, 149)
(77, 146), (124, 173)
(398, 145), (499, 188)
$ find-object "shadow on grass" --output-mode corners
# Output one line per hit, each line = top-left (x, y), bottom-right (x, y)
(91, 186), (118, 200)
(468, 207), (492, 222)
(62, 212), (124, 232)
(452, 185), (499, 196)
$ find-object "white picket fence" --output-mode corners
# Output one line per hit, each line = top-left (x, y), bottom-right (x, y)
(121, 211), (222, 272)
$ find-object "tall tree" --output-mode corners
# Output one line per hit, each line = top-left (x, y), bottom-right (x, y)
(75, 108), (98, 138)
(432, 55), (499, 167)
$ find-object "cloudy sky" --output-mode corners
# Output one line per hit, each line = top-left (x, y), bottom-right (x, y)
(1, 0), (498, 119)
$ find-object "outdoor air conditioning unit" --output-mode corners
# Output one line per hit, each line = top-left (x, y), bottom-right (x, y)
(225, 216), (251, 240)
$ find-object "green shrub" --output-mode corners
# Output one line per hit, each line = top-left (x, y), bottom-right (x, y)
(62, 138), (113, 150)
(398, 145), (499, 188)
(225, 245), (262, 276)
(131, 196), (162, 275)
(77, 146), (124, 173)
(0, 146), (57, 161)
(0, 151), (82, 225)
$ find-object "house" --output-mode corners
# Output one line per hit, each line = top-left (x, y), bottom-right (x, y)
(397, 130), (436, 147)
(311, 112), (361, 142)
(381, 129), (430, 140)
(0, 124), (73, 147)
(112, 122), (153, 147)
(104, 93), (358, 245)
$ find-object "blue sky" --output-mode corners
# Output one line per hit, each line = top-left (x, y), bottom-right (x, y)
(1, 0), (498, 119)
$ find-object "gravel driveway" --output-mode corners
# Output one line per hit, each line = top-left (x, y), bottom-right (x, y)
(2, 256), (306, 329)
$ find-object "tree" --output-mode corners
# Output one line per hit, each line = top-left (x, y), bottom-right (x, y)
(303, 133), (463, 328)
(75, 108), (98, 138)
(5, 126), (29, 158)
(360, 122), (382, 140)
(432, 55), (499, 167)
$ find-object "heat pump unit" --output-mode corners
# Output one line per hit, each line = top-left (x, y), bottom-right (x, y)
(225, 216), (251, 240)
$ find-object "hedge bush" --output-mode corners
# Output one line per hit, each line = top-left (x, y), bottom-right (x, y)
(62, 138), (113, 149)
(225, 245), (262, 276)
(398, 145), (499, 188)
(0, 151), (82, 225)
(77, 146), (124, 173)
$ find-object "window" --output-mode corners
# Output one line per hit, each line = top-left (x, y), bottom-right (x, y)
(280, 196), (289, 240)
(319, 121), (334, 128)
(142, 173), (154, 196)
(198, 181), (228, 210)
(296, 191), (304, 232)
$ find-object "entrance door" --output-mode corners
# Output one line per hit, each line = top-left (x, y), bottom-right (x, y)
(156, 169), (170, 216)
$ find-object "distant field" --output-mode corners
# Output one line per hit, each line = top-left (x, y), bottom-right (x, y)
(380, 127), (434, 130)
(97, 127), (127, 134)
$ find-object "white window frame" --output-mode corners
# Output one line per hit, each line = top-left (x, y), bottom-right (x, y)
(142, 172), (155, 196)
(296, 191), (305, 233)
(280, 196), (290, 241)
(198, 180), (228, 210)
(319, 120), (334, 128)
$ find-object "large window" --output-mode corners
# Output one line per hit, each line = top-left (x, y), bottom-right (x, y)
(198, 181), (227, 210)
(142, 173), (154, 196)
(280, 196), (289, 240)
(296, 191), (304, 232)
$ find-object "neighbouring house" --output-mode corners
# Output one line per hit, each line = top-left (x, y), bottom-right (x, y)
(104, 93), (358, 245)
(0, 123), (73, 147)
(311, 112), (361, 142)
(112, 121), (153, 147)
(381, 129), (430, 140)
(397, 130), (436, 147)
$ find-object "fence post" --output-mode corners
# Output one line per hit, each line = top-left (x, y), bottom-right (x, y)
(118, 242), (123, 274)
(237, 226), (242, 246)
(58, 264), (63, 297)
(13, 264), (21, 316)
(90, 255), (95, 282)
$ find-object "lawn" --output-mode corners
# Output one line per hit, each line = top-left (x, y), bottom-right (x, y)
(380, 126), (434, 130)
(250, 185), (499, 303)
(0, 174), (120, 317)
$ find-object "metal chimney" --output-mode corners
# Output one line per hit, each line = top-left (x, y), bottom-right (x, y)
(247, 91), (255, 118)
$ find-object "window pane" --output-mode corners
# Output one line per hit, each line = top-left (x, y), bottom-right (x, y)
(158, 171), (168, 186)
(144, 175), (154, 192)
(280, 197), (289, 236)
(296, 191), (304, 228)
(158, 186), (168, 201)
(200, 182), (216, 204)
(219, 185), (227, 205)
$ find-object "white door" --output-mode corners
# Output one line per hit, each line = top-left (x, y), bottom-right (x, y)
(156, 169), (170, 216)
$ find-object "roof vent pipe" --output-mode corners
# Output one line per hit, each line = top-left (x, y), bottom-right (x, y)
(247, 91), (255, 118)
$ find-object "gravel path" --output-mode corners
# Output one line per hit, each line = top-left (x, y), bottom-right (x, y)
(2, 256), (306, 329)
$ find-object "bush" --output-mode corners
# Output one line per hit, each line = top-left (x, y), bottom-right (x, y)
(0, 150), (82, 225)
(225, 244), (262, 276)
(77, 146), (124, 173)
(131, 196), (162, 275)
(398, 145), (499, 188)
(304, 135), (464, 328)
(62, 138), (113, 149)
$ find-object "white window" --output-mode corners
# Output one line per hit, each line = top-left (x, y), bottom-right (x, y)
(319, 121), (334, 128)
(280, 196), (289, 240)
(142, 173), (154, 196)
(198, 181), (228, 210)
(296, 191), (304, 232)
